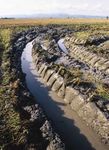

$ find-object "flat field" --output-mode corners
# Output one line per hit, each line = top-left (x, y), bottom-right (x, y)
(0, 18), (109, 26)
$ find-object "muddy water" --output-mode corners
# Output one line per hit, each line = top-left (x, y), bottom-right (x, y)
(21, 41), (108, 150)
(58, 39), (68, 54)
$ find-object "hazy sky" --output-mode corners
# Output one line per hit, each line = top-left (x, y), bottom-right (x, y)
(0, 0), (109, 17)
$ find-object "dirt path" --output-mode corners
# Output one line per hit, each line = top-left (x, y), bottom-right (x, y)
(21, 42), (108, 150)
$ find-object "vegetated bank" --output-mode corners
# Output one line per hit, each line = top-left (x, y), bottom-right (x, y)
(0, 26), (66, 150)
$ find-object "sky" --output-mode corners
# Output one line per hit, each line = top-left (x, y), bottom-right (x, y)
(0, 0), (109, 17)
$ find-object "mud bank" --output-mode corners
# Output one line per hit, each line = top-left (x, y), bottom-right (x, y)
(64, 37), (109, 84)
(22, 40), (108, 150)
(6, 26), (69, 149)
(32, 34), (109, 147)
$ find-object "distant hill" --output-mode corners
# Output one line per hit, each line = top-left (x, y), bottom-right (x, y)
(0, 14), (106, 19)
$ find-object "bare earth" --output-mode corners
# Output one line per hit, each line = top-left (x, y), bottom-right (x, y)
(21, 42), (109, 150)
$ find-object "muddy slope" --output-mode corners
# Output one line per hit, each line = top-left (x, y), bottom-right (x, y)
(32, 28), (109, 147)
(1, 26), (73, 150)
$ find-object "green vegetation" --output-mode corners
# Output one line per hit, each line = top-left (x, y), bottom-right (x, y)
(74, 31), (90, 40)
(71, 28), (109, 59)
(0, 27), (32, 149)
(0, 29), (19, 149)
(96, 83), (109, 100)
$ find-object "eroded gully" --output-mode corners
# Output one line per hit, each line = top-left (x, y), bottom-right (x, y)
(21, 41), (108, 150)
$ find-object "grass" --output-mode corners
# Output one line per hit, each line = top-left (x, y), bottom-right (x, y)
(0, 29), (12, 48)
(0, 27), (30, 149)
(73, 30), (109, 41)
(74, 31), (90, 40)
(0, 18), (109, 26)
(96, 83), (109, 100)
(0, 28), (18, 148)
(69, 25), (109, 59)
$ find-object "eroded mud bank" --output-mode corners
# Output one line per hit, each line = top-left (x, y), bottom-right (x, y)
(32, 29), (109, 148)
